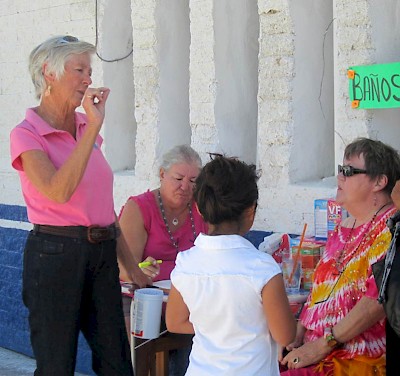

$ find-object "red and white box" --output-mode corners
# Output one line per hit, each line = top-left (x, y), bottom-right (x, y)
(314, 198), (347, 240)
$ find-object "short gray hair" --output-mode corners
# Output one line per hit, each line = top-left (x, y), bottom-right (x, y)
(159, 145), (202, 171)
(29, 35), (96, 100)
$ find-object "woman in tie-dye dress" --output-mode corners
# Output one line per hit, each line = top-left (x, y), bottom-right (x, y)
(280, 138), (400, 376)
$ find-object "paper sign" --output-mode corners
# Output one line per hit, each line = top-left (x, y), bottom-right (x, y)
(348, 62), (400, 109)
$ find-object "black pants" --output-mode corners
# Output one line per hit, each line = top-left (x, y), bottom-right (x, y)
(22, 231), (133, 376)
(386, 321), (400, 376)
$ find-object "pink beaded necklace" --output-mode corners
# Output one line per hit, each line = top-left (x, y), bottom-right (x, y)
(334, 202), (390, 274)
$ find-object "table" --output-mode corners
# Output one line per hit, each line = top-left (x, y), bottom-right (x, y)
(131, 280), (193, 376)
(133, 332), (193, 376)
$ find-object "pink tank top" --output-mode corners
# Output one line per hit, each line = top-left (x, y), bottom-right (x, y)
(123, 190), (208, 281)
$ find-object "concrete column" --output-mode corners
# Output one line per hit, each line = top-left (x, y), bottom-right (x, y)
(132, 0), (160, 186)
(257, 1), (295, 189)
(333, 0), (373, 165)
(98, 0), (136, 172)
(189, 0), (218, 160)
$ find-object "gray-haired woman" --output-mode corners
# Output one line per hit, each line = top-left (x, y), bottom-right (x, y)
(119, 144), (208, 375)
(10, 35), (147, 375)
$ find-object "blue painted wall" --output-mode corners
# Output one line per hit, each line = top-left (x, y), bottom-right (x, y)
(0, 204), (94, 375)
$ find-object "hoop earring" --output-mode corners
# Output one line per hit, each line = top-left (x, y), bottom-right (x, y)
(45, 85), (51, 97)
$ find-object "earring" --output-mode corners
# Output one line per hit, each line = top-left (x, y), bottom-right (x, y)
(45, 85), (51, 97)
(373, 194), (377, 207)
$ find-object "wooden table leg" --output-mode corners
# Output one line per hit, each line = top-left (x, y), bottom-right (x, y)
(134, 337), (154, 376)
(155, 350), (169, 376)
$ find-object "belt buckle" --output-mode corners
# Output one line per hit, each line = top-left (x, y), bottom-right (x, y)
(87, 225), (110, 244)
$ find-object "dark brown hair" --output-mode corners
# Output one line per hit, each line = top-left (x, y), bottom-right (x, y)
(193, 155), (259, 225)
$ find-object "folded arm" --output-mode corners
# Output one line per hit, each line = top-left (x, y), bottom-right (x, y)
(281, 296), (385, 369)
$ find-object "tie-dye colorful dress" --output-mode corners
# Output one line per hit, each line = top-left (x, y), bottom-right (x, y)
(283, 206), (395, 375)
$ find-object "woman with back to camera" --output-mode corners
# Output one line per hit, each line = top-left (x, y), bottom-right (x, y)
(166, 154), (296, 376)
(280, 138), (400, 375)
(10, 35), (147, 375)
(118, 144), (208, 375)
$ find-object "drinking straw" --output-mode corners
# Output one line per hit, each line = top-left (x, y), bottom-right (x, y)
(288, 223), (307, 284)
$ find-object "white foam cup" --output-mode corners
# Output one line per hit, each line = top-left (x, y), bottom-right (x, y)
(131, 288), (163, 339)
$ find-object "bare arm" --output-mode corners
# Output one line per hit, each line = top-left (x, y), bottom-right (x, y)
(332, 296), (385, 343)
(287, 321), (307, 349)
(20, 88), (110, 203)
(115, 214), (148, 288)
(119, 199), (147, 262)
(118, 198), (160, 280)
(166, 284), (194, 334)
(281, 296), (385, 368)
(263, 274), (297, 347)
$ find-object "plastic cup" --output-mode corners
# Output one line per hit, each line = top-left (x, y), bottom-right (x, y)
(282, 254), (302, 293)
(131, 288), (163, 339)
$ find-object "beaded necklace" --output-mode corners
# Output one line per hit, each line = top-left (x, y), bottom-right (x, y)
(157, 189), (197, 251)
(334, 202), (390, 273)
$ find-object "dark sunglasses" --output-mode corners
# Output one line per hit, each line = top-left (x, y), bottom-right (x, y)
(208, 152), (224, 160)
(338, 164), (368, 177)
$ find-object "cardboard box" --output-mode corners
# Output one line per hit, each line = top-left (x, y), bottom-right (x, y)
(291, 243), (321, 272)
(314, 198), (346, 240)
(290, 239), (323, 289)
(292, 243), (320, 264)
(291, 242), (321, 255)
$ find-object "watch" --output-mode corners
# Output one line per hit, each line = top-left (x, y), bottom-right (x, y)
(324, 327), (341, 348)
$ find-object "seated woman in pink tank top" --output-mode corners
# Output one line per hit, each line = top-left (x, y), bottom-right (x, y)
(118, 144), (208, 376)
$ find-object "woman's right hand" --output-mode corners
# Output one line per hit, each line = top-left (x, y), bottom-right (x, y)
(140, 256), (161, 280)
(281, 337), (331, 369)
(82, 87), (110, 129)
(129, 267), (150, 288)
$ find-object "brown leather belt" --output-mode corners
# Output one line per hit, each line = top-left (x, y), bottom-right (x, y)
(33, 224), (120, 244)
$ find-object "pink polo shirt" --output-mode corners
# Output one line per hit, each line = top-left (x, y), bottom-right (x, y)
(10, 108), (115, 227)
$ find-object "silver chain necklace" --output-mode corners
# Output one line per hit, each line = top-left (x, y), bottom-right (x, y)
(158, 189), (197, 251)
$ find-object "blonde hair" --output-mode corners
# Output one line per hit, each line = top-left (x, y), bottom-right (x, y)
(29, 35), (96, 100)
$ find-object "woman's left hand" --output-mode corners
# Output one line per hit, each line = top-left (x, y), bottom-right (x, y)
(281, 337), (331, 369)
(82, 87), (110, 129)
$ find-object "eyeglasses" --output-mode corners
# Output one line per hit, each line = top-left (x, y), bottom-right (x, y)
(337, 164), (368, 177)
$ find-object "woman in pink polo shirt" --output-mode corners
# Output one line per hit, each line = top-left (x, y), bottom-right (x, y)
(10, 35), (147, 376)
